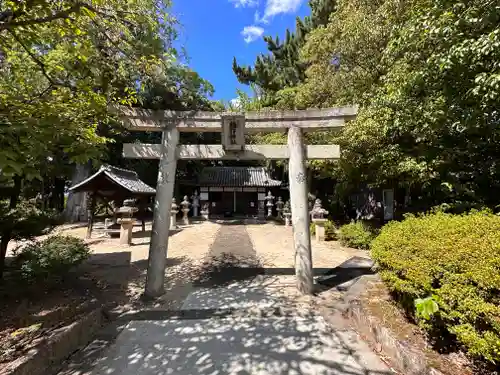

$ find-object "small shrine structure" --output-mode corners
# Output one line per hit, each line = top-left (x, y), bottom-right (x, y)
(68, 165), (156, 238)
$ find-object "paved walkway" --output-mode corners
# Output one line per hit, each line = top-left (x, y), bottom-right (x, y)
(56, 221), (391, 375)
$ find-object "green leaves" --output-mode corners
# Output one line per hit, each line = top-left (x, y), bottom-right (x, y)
(286, 0), (500, 207)
(0, 0), (178, 178)
(415, 296), (439, 320)
(372, 210), (500, 362)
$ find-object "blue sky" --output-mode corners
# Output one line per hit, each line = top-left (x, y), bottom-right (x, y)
(171, 0), (310, 101)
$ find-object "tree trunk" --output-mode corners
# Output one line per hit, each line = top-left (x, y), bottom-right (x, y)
(64, 162), (91, 223)
(0, 175), (22, 279)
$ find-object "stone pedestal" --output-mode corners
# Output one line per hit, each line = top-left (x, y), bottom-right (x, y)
(119, 218), (134, 245)
(192, 191), (200, 218)
(276, 197), (284, 220)
(104, 218), (112, 237)
(312, 218), (327, 241)
(170, 198), (179, 230)
(282, 200), (292, 226)
(284, 214), (292, 226)
(170, 213), (178, 230)
(200, 203), (209, 220)
(310, 198), (329, 242)
(182, 209), (189, 225)
(265, 191), (274, 218)
(180, 195), (191, 225)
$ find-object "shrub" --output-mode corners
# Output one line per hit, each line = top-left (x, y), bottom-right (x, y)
(371, 210), (500, 363)
(0, 199), (60, 241)
(13, 235), (91, 282)
(310, 220), (337, 241)
(338, 221), (376, 249)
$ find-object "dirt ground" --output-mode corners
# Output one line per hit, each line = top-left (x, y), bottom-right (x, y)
(1, 219), (366, 371)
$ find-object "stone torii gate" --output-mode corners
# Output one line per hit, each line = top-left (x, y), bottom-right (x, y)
(117, 106), (357, 298)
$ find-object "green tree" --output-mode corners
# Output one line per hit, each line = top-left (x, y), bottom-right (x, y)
(0, 0), (176, 178)
(297, 0), (500, 208)
(0, 0), (184, 277)
(232, 0), (337, 96)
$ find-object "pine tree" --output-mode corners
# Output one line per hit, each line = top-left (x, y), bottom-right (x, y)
(232, 0), (337, 93)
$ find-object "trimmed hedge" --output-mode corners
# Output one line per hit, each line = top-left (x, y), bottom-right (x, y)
(13, 235), (91, 282)
(338, 221), (376, 249)
(371, 211), (500, 363)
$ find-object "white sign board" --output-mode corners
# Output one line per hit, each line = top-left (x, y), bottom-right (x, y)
(200, 192), (209, 201)
(258, 193), (266, 200)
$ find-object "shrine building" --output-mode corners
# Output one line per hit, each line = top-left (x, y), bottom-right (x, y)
(184, 166), (286, 217)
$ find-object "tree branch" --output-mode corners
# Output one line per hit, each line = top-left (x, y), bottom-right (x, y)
(9, 30), (78, 92)
(91, 19), (137, 63)
(0, 1), (138, 32)
(8, 29), (58, 87)
(0, 4), (83, 31)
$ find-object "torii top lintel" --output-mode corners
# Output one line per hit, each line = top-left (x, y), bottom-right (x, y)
(115, 106), (358, 133)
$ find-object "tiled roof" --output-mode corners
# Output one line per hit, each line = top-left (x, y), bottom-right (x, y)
(198, 167), (282, 187)
(69, 165), (156, 195)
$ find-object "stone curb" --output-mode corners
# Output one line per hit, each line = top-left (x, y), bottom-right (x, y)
(336, 275), (444, 375)
(1, 308), (105, 375)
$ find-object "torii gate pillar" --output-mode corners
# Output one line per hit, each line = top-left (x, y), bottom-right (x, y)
(117, 105), (357, 298)
(145, 127), (179, 297)
(288, 126), (313, 294)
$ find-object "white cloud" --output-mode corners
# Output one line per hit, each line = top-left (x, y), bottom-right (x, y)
(241, 25), (264, 43)
(254, 11), (262, 23)
(258, 0), (304, 23)
(230, 0), (259, 8)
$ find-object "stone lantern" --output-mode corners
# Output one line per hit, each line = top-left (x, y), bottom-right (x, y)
(191, 190), (200, 217)
(265, 191), (274, 218)
(200, 202), (210, 220)
(310, 198), (329, 241)
(283, 200), (292, 226)
(180, 195), (191, 225)
(276, 196), (284, 220)
(115, 199), (138, 246)
(170, 198), (179, 230)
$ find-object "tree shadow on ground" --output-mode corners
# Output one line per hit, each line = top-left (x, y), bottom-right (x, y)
(192, 253), (266, 288)
(59, 257), (393, 375)
(315, 256), (375, 291)
(80, 314), (394, 375)
(54, 224), (389, 375)
(0, 251), (195, 368)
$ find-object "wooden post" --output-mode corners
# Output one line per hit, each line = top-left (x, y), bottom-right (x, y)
(86, 192), (95, 239)
(145, 127), (179, 298)
(287, 126), (314, 294)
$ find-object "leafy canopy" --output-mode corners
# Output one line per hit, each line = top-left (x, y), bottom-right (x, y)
(0, 0), (177, 178)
